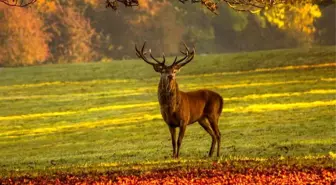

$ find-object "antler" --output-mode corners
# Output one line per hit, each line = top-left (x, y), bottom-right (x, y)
(171, 42), (195, 67)
(135, 42), (166, 66)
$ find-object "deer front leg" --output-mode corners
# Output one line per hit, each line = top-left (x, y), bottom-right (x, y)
(176, 123), (186, 158)
(169, 126), (177, 158)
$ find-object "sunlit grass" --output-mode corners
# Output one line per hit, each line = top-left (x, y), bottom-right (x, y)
(0, 77), (334, 101)
(0, 99), (334, 138)
(0, 79), (133, 90)
(192, 78), (335, 90)
(0, 92), (143, 101)
(224, 100), (336, 113)
(0, 88), (335, 121)
(280, 138), (335, 145)
(181, 62), (336, 79)
(0, 111), (78, 121)
(226, 89), (336, 101)
(0, 46), (335, 176)
(0, 113), (162, 138)
(0, 62), (333, 90)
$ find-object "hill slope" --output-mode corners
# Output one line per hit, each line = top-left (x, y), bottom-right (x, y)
(0, 46), (335, 176)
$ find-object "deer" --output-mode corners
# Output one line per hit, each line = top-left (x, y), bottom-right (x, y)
(135, 42), (224, 158)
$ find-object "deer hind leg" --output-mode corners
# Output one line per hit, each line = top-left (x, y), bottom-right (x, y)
(198, 117), (217, 157)
(207, 115), (221, 157)
(169, 126), (177, 158)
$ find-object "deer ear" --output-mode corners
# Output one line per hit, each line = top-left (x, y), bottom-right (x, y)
(175, 64), (182, 70)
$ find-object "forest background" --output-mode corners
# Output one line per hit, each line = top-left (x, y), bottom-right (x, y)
(0, 0), (335, 67)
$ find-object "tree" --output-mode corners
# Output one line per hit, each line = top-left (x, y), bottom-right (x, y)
(256, 0), (330, 46)
(46, 1), (98, 63)
(0, 0), (333, 66)
(0, 5), (50, 66)
(104, 0), (335, 14)
(1, 0), (333, 13)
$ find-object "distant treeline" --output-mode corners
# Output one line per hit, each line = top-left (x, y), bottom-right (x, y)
(0, 0), (335, 67)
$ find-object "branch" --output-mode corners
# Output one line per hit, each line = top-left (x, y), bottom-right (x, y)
(185, 0), (332, 13)
(0, 0), (37, 7)
(105, 0), (334, 14)
(105, 0), (139, 11)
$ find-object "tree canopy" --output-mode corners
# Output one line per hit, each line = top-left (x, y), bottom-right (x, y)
(0, 0), (334, 66)
(1, 0), (334, 13)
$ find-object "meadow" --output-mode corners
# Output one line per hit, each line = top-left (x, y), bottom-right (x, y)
(0, 46), (335, 183)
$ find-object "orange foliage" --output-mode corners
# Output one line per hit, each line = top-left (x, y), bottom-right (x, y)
(138, 0), (169, 16)
(0, 6), (50, 66)
(50, 5), (98, 63)
(35, 0), (57, 12)
(0, 160), (335, 184)
(127, 0), (166, 26)
(84, 0), (100, 7)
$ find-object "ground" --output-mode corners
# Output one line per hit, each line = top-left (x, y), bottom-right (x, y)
(0, 46), (335, 184)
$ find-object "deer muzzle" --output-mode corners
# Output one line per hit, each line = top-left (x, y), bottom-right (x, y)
(168, 74), (174, 81)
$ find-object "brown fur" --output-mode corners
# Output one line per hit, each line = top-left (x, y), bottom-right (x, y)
(158, 76), (224, 158)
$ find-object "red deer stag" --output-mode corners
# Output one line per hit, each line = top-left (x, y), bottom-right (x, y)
(135, 42), (224, 158)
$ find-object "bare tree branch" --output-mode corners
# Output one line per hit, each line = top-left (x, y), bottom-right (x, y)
(183, 0), (334, 14)
(0, 0), (37, 7)
(105, 0), (139, 11)
(102, 0), (334, 14)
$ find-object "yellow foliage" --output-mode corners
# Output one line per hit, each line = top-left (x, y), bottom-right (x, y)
(83, 0), (100, 7)
(262, 1), (322, 45)
(35, 0), (57, 12)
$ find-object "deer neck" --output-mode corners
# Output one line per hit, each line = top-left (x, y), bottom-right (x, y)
(158, 77), (180, 113)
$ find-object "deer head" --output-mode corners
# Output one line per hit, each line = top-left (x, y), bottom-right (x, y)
(135, 42), (195, 86)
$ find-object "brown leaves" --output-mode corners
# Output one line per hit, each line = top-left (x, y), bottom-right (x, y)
(1, 162), (335, 185)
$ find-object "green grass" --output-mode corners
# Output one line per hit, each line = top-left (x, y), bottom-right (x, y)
(0, 46), (335, 176)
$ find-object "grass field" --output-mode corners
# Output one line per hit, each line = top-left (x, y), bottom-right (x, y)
(0, 46), (335, 183)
